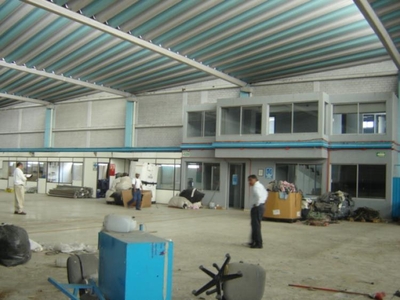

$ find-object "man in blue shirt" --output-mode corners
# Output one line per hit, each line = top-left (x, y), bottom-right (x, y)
(248, 175), (268, 249)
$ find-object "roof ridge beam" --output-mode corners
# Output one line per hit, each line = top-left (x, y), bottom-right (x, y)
(22, 0), (247, 87)
(0, 60), (133, 97)
(354, 0), (400, 70)
(0, 92), (51, 106)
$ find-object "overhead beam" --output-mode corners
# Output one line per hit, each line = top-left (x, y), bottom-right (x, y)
(0, 60), (133, 97)
(22, 0), (247, 87)
(0, 92), (51, 106)
(354, 0), (400, 70)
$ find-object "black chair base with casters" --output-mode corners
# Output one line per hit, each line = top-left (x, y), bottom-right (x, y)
(193, 253), (267, 300)
(192, 254), (243, 300)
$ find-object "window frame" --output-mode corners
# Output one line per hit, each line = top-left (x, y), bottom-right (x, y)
(330, 164), (386, 199)
(268, 101), (319, 135)
(187, 110), (216, 138)
(220, 105), (262, 136)
(185, 162), (220, 191)
(332, 102), (386, 135)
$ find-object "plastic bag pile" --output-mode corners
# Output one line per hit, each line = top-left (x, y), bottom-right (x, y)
(0, 224), (31, 267)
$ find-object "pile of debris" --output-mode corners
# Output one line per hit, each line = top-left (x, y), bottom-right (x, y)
(310, 191), (354, 220)
(48, 185), (93, 199)
(350, 207), (381, 222)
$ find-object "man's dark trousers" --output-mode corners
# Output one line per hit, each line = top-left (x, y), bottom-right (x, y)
(251, 204), (265, 246)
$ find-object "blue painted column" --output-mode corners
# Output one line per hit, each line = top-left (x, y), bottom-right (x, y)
(44, 107), (53, 148)
(393, 72), (400, 220)
(124, 100), (135, 147)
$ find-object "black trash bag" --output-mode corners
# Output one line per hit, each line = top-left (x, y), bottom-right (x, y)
(179, 188), (205, 203)
(0, 224), (31, 267)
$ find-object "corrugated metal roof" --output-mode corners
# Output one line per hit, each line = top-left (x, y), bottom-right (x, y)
(0, 0), (398, 108)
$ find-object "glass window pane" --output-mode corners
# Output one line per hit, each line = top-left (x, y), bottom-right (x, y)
(39, 162), (47, 179)
(241, 106), (262, 134)
(269, 104), (292, 134)
(157, 164), (178, 190)
(358, 165), (386, 198)
(48, 162), (60, 182)
(8, 162), (16, 177)
(26, 161), (39, 181)
(297, 164), (322, 195)
(276, 164), (296, 183)
(221, 107), (240, 135)
(187, 112), (203, 137)
(73, 163), (83, 182)
(60, 162), (73, 184)
(204, 111), (216, 136)
(204, 163), (220, 191)
(0, 161), (8, 179)
(331, 165), (357, 197)
(359, 103), (386, 134)
(332, 104), (358, 134)
(186, 162), (202, 189)
(293, 102), (318, 133)
(174, 165), (181, 191)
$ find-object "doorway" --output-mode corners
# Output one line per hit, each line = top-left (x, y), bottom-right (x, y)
(229, 163), (245, 209)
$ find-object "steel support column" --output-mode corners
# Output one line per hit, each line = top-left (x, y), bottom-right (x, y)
(44, 106), (54, 148)
(124, 100), (135, 147)
(354, 0), (400, 70)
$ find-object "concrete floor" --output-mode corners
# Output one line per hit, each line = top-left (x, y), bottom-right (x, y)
(0, 192), (399, 300)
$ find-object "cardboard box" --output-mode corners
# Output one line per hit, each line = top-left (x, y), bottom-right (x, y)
(140, 190), (152, 208)
(264, 192), (301, 220)
(121, 190), (133, 208)
(123, 189), (152, 208)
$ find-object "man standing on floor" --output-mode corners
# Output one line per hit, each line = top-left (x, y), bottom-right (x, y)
(14, 162), (28, 215)
(132, 173), (143, 210)
(248, 175), (268, 249)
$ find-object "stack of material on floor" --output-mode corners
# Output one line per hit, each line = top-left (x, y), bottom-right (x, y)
(48, 185), (93, 198)
(311, 190), (354, 220)
(350, 207), (381, 222)
(304, 211), (332, 226)
(168, 196), (202, 209)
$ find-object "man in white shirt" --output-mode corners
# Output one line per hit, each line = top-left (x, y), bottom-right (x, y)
(129, 173), (143, 210)
(13, 162), (28, 215)
(248, 175), (268, 249)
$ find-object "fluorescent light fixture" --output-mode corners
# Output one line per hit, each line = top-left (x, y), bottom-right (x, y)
(188, 165), (200, 169)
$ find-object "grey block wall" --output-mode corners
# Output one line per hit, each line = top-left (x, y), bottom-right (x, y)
(0, 61), (397, 149)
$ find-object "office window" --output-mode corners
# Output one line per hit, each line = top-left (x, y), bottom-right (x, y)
(47, 161), (76, 184)
(332, 102), (386, 135)
(331, 164), (386, 199)
(157, 164), (181, 191)
(221, 106), (261, 135)
(269, 104), (292, 134)
(359, 103), (386, 134)
(187, 111), (216, 137)
(0, 161), (8, 179)
(221, 107), (240, 135)
(72, 163), (83, 182)
(203, 163), (220, 191)
(332, 104), (358, 134)
(358, 165), (386, 198)
(204, 111), (216, 136)
(186, 162), (220, 191)
(25, 161), (39, 181)
(59, 162), (73, 184)
(270, 102), (318, 134)
(241, 106), (262, 134)
(331, 165), (357, 197)
(293, 102), (318, 133)
(276, 164), (322, 195)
